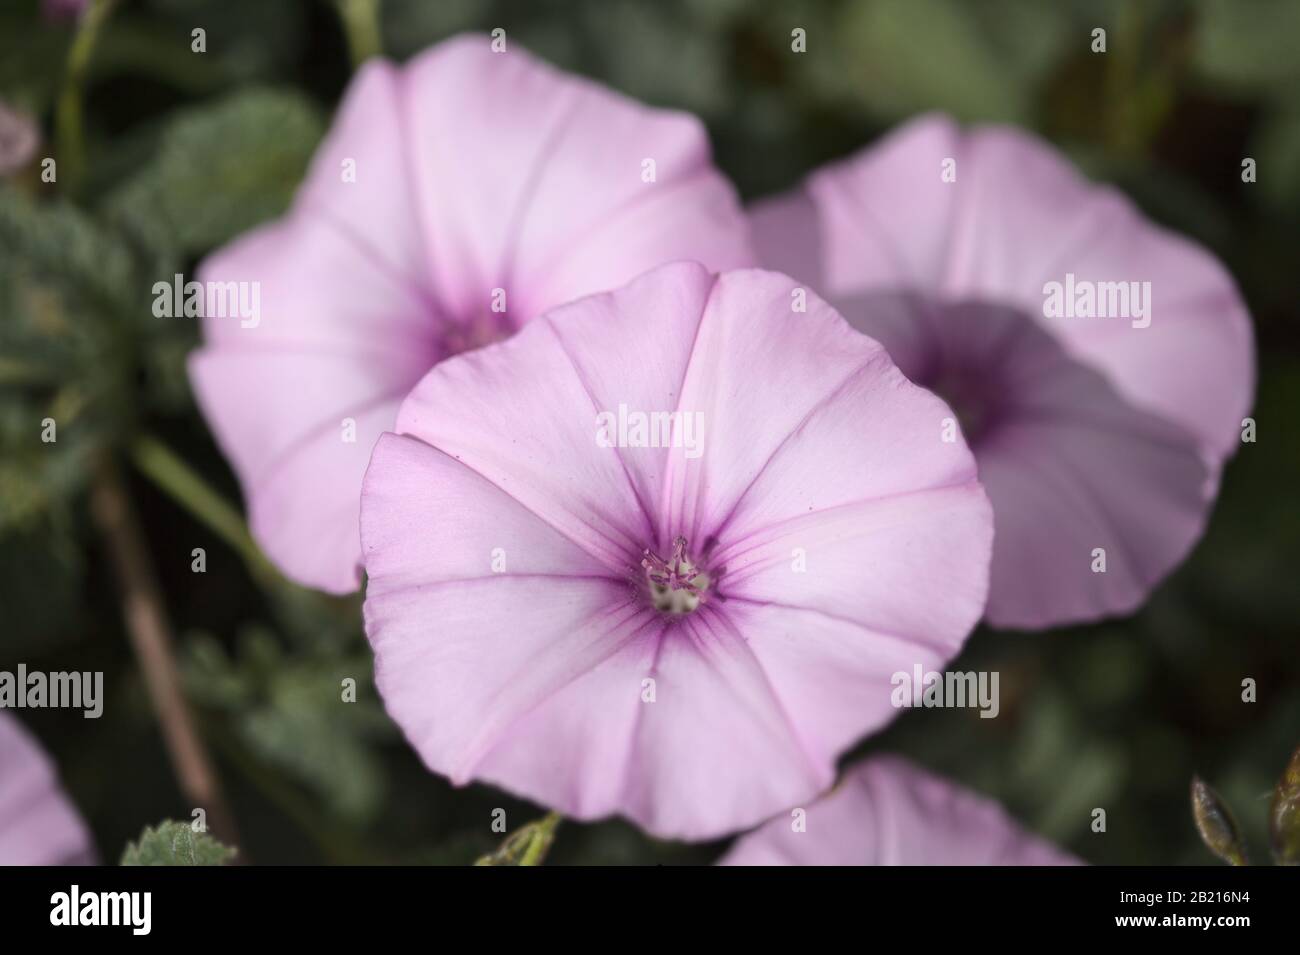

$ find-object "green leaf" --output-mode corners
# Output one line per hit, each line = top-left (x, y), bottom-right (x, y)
(474, 812), (562, 866)
(0, 191), (147, 527)
(182, 628), (393, 824)
(581, 0), (730, 117)
(0, 189), (139, 401)
(1249, 107), (1300, 214)
(104, 88), (324, 258)
(121, 821), (237, 866)
(825, 0), (1070, 124)
(0, 188), (137, 316)
(1193, 0), (1300, 93)
(0, 189), (142, 523)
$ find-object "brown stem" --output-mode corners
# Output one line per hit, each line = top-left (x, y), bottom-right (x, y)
(90, 458), (241, 852)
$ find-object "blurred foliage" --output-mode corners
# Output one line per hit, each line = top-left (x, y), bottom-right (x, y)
(183, 625), (393, 824)
(105, 88), (322, 262)
(0, 0), (1296, 866)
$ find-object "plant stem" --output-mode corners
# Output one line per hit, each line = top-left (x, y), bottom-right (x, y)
(89, 457), (240, 849)
(334, 0), (383, 68)
(473, 811), (563, 866)
(55, 0), (118, 193)
(519, 812), (562, 866)
(130, 434), (283, 591)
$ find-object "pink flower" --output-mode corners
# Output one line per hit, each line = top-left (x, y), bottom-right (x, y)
(0, 714), (95, 865)
(751, 115), (1255, 629)
(189, 34), (753, 593)
(360, 262), (993, 840)
(719, 755), (1078, 865)
(40, 0), (88, 23)
(0, 100), (39, 178)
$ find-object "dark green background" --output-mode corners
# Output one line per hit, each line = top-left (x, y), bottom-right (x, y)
(1, 0), (1296, 865)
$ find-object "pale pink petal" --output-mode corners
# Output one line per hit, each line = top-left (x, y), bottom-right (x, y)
(0, 714), (95, 866)
(717, 484), (991, 657)
(468, 611), (827, 839)
(762, 113), (1254, 466)
(748, 190), (826, 295)
(652, 270), (989, 644)
(244, 395), (403, 590)
(615, 611), (830, 839)
(361, 432), (617, 592)
(720, 755), (1078, 866)
(191, 34), (752, 594)
(189, 213), (433, 592)
(836, 296), (1210, 628)
(400, 34), (754, 321)
(389, 310), (665, 572)
(392, 261), (718, 566)
(362, 263), (992, 839)
(979, 417), (1207, 628)
(713, 602), (953, 773)
(945, 126), (1253, 466)
(197, 173), (439, 360)
(189, 340), (426, 502)
(361, 432), (657, 804)
(797, 115), (962, 293)
(971, 306), (1210, 627)
(751, 115), (1253, 628)
(296, 59), (432, 291)
(0, 100), (39, 177)
(655, 268), (868, 544)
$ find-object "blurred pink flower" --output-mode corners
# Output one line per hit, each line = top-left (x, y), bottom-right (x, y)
(751, 114), (1255, 629)
(0, 714), (95, 865)
(190, 34), (753, 593)
(360, 262), (993, 840)
(0, 100), (39, 177)
(41, 0), (87, 23)
(719, 755), (1078, 865)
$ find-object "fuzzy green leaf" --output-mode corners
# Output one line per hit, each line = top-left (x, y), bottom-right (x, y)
(105, 89), (323, 258)
(121, 821), (237, 866)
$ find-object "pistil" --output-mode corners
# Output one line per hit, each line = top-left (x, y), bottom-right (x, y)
(641, 536), (712, 614)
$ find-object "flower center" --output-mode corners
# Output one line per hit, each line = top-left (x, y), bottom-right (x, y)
(440, 309), (513, 358)
(641, 536), (711, 614)
(925, 364), (1001, 448)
